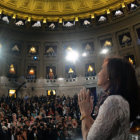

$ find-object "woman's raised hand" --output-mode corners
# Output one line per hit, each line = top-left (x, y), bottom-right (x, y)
(78, 87), (93, 117)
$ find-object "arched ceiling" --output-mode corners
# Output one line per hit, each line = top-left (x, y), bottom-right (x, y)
(0, 0), (135, 21)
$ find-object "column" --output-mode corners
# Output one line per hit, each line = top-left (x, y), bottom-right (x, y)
(57, 41), (64, 78)
(38, 42), (44, 78)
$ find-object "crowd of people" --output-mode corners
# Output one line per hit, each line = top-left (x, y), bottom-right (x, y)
(0, 94), (82, 140)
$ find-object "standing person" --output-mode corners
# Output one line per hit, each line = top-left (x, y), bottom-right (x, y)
(78, 57), (140, 140)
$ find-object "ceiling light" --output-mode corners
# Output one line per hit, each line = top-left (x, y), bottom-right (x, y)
(59, 18), (62, 23)
(67, 46), (73, 51)
(66, 50), (79, 62)
(107, 9), (110, 14)
(91, 14), (95, 19)
(43, 18), (46, 23)
(27, 17), (31, 22)
(58, 78), (64, 81)
(100, 48), (109, 54)
(33, 56), (38, 60)
(0, 10), (2, 14)
(12, 14), (16, 19)
(122, 3), (125, 8)
(82, 52), (87, 57)
(75, 17), (78, 22)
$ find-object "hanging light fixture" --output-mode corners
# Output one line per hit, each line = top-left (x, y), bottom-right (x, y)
(12, 14), (16, 19)
(27, 17), (31, 22)
(0, 9), (3, 14)
(75, 17), (78, 22)
(122, 3), (126, 8)
(107, 9), (110, 14)
(91, 14), (95, 19)
(43, 18), (46, 23)
(59, 18), (62, 23)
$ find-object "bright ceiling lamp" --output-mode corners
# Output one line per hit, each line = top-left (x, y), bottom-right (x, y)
(122, 3), (125, 8)
(12, 14), (16, 19)
(82, 52), (87, 57)
(27, 17), (31, 22)
(107, 9), (110, 14)
(100, 48), (109, 54)
(58, 77), (64, 81)
(66, 50), (79, 62)
(0, 9), (2, 14)
(43, 18), (47, 23)
(59, 18), (62, 23)
(91, 14), (95, 19)
(75, 17), (78, 22)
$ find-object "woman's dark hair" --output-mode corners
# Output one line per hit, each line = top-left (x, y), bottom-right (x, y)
(106, 57), (140, 122)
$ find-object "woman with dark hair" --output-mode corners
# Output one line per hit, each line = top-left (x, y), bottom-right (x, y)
(78, 57), (140, 140)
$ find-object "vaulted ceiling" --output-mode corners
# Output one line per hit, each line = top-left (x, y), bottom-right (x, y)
(0, 0), (135, 21)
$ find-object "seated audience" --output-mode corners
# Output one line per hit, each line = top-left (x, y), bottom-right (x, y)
(0, 94), (81, 140)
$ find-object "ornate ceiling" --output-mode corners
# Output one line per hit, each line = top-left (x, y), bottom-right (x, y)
(0, 0), (135, 21)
